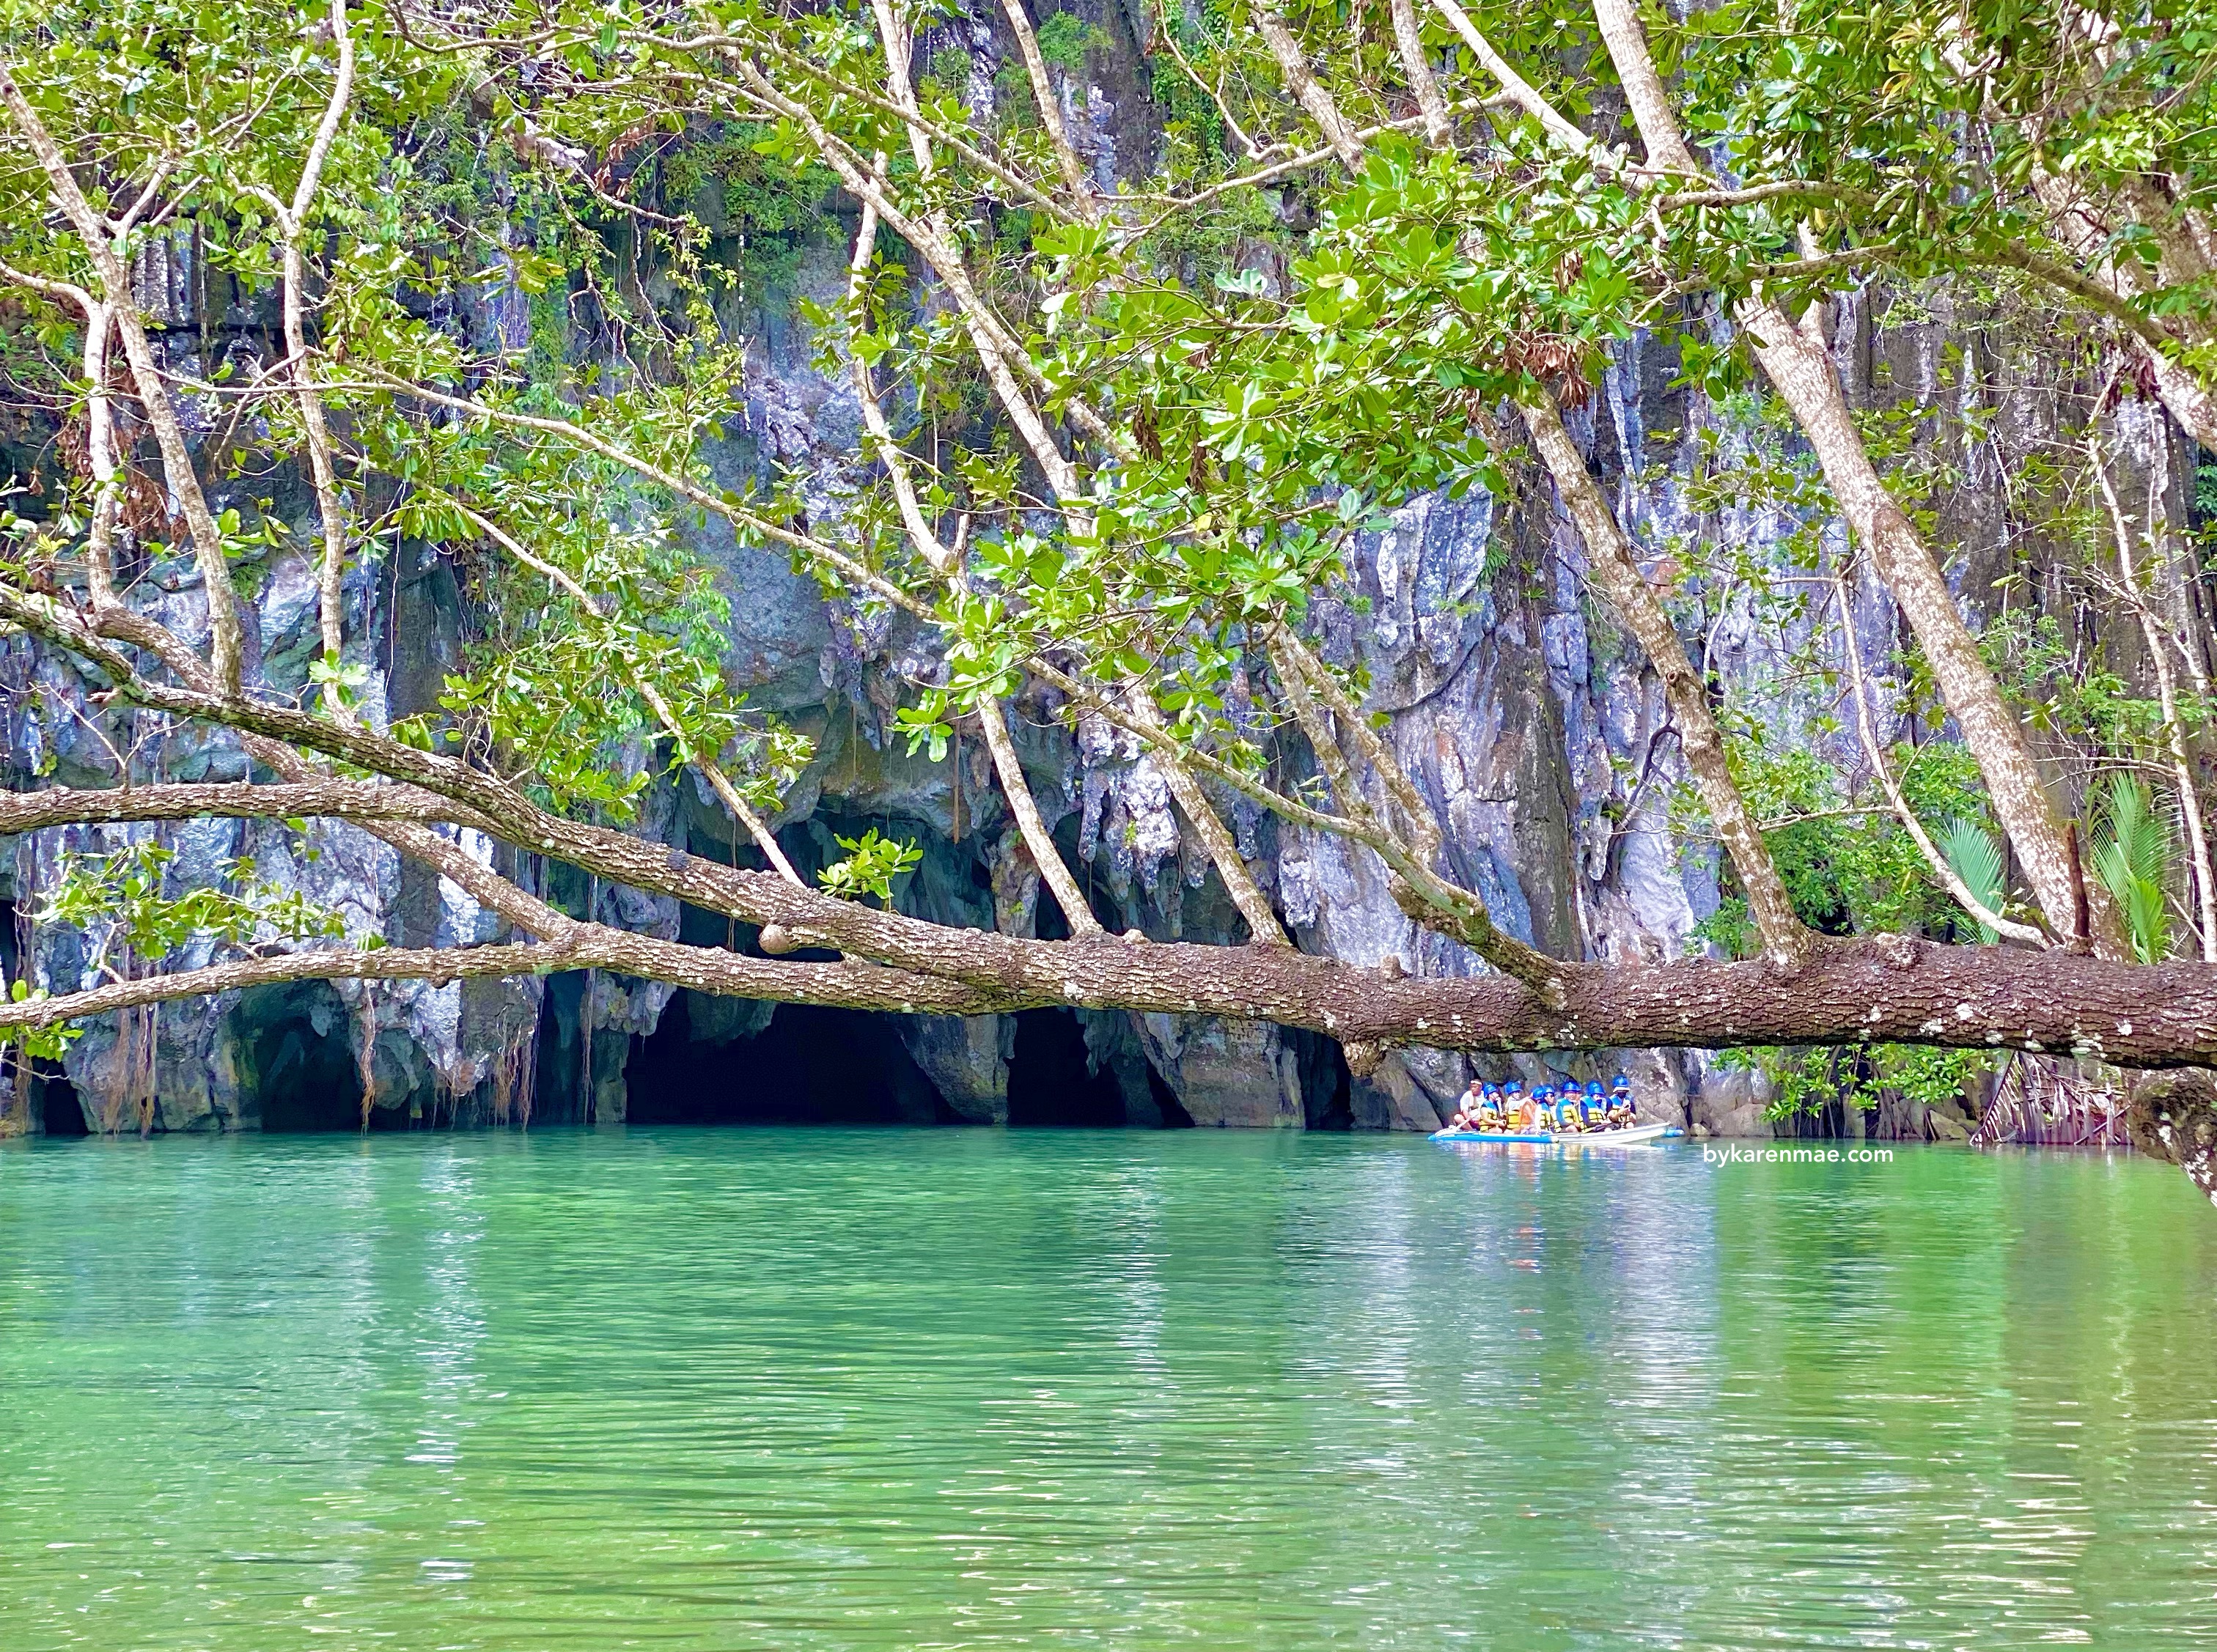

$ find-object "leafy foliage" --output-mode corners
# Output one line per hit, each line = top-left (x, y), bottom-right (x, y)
(817, 829), (923, 907)
(39, 840), (350, 964)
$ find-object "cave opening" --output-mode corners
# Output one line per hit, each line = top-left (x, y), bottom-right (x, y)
(627, 993), (952, 1125)
(1290, 1028), (1353, 1130)
(37, 1064), (87, 1136)
(1007, 1008), (1128, 1126)
(238, 983), (366, 1132)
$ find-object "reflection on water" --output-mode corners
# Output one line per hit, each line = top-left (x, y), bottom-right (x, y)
(3, 1129), (2214, 1649)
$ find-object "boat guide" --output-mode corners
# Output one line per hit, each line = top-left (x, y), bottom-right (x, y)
(1429, 1074), (1685, 1146)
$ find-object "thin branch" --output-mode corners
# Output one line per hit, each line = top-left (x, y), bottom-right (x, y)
(1661, 179), (1880, 210)
(1389, 0), (1454, 147)
(1514, 389), (1812, 967)
(839, 180), (1100, 935)
(1424, 0), (1602, 161)
(1254, 2), (1365, 167)
(1120, 685), (1292, 945)
(1149, 7), (1268, 161)
(1834, 572), (2051, 947)
(0, 933), (1002, 1032)
(0, 66), (246, 692)
(2091, 425), (2217, 961)
(1976, 239), (2183, 355)
(348, 367), (933, 619)
(442, 496), (805, 886)
(251, 0), (358, 715)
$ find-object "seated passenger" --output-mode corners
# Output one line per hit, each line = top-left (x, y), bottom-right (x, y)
(1554, 1093), (1584, 1132)
(1580, 1080), (1608, 1129)
(1501, 1081), (1526, 1129)
(1607, 1074), (1636, 1127)
(1475, 1085), (1505, 1132)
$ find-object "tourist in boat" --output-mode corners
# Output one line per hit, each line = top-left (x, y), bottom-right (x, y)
(1553, 1089), (1585, 1132)
(1475, 1085), (1507, 1132)
(1607, 1076), (1635, 1129)
(1536, 1084), (1567, 1132)
(1580, 1080), (1608, 1130)
(1502, 1080), (1530, 1131)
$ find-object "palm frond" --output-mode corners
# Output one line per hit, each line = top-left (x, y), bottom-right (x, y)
(1937, 816), (2007, 944)
(2092, 775), (2176, 964)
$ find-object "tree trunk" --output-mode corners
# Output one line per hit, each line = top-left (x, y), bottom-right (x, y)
(2128, 1071), (2217, 1206)
(1741, 298), (2089, 945)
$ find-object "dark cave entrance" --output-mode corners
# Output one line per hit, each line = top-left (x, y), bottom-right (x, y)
(627, 993), (950, 1124)
(1290, 1028), (1354, 1131)
(237, 982), (366, 1132)
(37, 1065), (87, 1136)
(1008, 1008), (1136, 1126)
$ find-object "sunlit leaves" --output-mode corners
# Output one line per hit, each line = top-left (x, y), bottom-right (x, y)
(817, 827), (923, 906)
(39, 838), (350, 962)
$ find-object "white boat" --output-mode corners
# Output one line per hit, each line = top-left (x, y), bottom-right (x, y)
(1429, 1122), (1683, 1147)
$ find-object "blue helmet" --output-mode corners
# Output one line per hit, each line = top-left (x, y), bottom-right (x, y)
(1504, 1080), (1523, 1095)
(1585, 1080), (1603, 1097)
(1610, 1073), (1632, 1093)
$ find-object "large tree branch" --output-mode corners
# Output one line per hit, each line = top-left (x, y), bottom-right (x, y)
(0, 779), (478, 835)
(1389, 0), (1455, 147)
(7, 910), (2217, 1071)
(990, 0), (1096, 207)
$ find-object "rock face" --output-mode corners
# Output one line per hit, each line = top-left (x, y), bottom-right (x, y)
(1, 21), (2207, 1137)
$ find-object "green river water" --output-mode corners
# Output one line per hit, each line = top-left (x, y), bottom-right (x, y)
(2, 1129), (2214, 1650)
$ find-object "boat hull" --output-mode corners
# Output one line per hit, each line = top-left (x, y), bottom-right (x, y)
(1429, 1123), (1684, 1147)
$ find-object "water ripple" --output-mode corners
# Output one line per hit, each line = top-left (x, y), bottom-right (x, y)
(3, 1130), (2214, 1649)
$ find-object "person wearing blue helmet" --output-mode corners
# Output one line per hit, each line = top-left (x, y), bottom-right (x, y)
(1502, 1080), (1530, 1132)
(1552, 1087), (1584, 1132)
(1606, 1074), (1636, 1128)
(1580, 1080), (1608, 1130)
(1475, 1083), (1506, 1133)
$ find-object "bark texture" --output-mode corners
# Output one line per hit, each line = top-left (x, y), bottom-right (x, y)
(2128, 1070), (2217, 1206)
